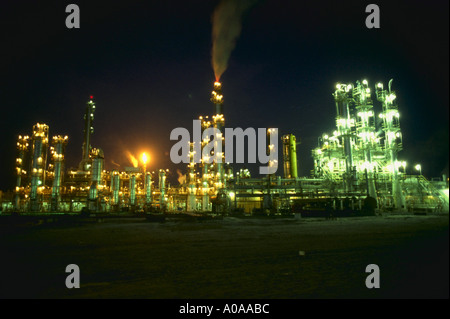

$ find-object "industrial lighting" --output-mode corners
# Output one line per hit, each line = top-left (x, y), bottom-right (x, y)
(415, 164), (422, 175)
(362, 79), (368, 85)
(142, 152), (148, 165)
(399, 161), (407, 173)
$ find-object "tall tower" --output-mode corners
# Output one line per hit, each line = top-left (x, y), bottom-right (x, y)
(376, 80), (406, 211)
(282, 134), (299, 179)
(88, 148), (104, 211)
(353, 80), (377, 200)
(15, 135), (30, 210)
(79, 96), (96, 171)
(333, 84), (355, 192)
(200, 116), (212, 211)
(159, 169), (167, 210)
(51, 135), (68, 211)
(30, 123), (49, 212)
(211, 81), (225, 189)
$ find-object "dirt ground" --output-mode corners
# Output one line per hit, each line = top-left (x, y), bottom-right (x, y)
(0, 214), (448, 299)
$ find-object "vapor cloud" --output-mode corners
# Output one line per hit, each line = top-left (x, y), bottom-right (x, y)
(211, 0), (258, 81)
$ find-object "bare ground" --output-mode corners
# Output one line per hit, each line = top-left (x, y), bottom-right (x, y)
(0, 214), (448, 299)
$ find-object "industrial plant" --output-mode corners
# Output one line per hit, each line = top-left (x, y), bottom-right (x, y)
(1, 79), (448, 216)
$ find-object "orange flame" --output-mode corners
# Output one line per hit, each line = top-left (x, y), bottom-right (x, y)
(177, 169), (186, 185)
(126, 151), (139, 168)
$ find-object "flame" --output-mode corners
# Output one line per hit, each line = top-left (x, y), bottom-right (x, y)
(177, 169), (186, 185)
(126, 151), (139, 168)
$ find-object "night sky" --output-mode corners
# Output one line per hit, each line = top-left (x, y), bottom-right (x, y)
(0, 0), (448, 190)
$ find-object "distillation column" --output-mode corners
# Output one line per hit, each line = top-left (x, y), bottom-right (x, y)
(159, 169), (166, 210)
(211, 81), (225, 189)
(354, 80), (377, 200)
(88, 148), (104, 211)
(334, 84), (355, 192)
(376, 80), (406, 211)
(200, 116), (211, 211)
(51, 135), (68, 211)
(187, 142), (197, 211)
(15, 135), (29, 211)
(282, 134), (299, 179)
(79, 96), (96, 171)
(129, 174), (137, 207)
(145, 172), (152, 209)
(30, 123), (49, 212)
(111, 171), (120, 210)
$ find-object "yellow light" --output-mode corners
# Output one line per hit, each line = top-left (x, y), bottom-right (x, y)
(142, 152), (148, 165)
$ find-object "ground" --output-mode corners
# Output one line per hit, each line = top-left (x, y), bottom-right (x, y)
(0, 214), (448, 299)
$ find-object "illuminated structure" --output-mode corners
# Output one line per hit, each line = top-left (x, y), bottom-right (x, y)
(14, 135), (29, 210)
(211, 81), (225, 189)
(29, 123), (49, 212)
(79, 96), (96, 171)
(282, 134), (299, 179)
(376, 80), (406, 210)
(2, 81), (448, 215)
(50, 135), (68, 211)
(312, 79), (445, 212)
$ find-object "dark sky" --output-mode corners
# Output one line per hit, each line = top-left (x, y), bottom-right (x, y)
(0, 0), (448, 190)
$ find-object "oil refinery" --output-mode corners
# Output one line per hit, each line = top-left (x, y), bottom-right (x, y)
(1, 79), (448, 216)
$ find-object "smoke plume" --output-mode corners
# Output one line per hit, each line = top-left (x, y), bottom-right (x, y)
(211, 0), (257, 81)
(111, 160), (121, 168)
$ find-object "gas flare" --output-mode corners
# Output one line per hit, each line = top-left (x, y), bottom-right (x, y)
(177, 169), (186, 185)
(126, 151), (139, 168)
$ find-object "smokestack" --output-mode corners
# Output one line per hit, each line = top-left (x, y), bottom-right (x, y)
(211, 81), (224, 117)
(211, 81), (225, 188)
